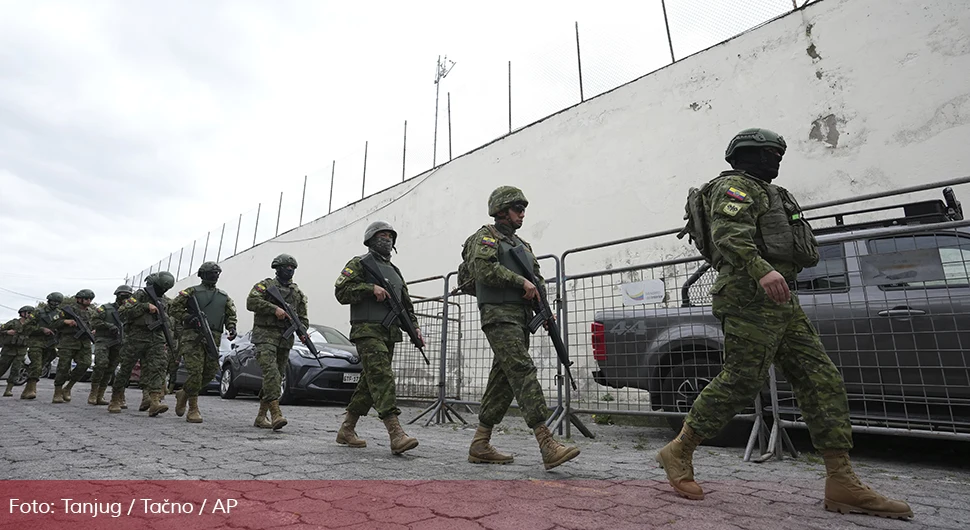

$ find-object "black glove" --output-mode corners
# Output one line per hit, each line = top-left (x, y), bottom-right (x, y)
(183, 315), (201, 330)
(227, 327), (237, 341)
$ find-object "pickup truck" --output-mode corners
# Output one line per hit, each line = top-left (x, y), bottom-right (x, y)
(591, 188), (970, 437)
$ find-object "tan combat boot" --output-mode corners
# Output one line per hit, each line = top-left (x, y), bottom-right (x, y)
(147, 391), (168, 417)
(254, 402), (272, 429)
(175, 389), (188, 417)
(533, 424), (580, 470)
(656, 422), (705, 500)
(822, 451), (914, 519)
(468, 425), (514, 464)
(335, 412), (367, 448)
(383, 415), (418, 455)
(20, 379), (37, 400)
(87, 384), (99, 405)
(186, 396), (203, 423)
(96, 386), (109, 406)
(268, 400), (287, 430)
(52, 385), (65, 404)
(63, 381), (75, 402)
(107, 390), (124, 413)
(138, 389), (151, 412)
(3, 383), (14, 397)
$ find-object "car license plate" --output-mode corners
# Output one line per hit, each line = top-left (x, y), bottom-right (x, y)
(343, 373), (360, 384)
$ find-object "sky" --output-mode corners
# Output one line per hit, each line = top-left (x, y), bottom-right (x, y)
(0, 0), (799, 320)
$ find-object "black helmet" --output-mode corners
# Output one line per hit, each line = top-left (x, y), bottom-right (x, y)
(75, 289), (95, 300)
(725, 128), (787, 162)
(271, 254), (298, 269)
(147, 271), (176, 291)
(47, 292), (65, 304)
(114, 285), (133, 296)
(363, 221), (398, 246)
(18, 306), (33, 314)
(197, 261), (222, 276)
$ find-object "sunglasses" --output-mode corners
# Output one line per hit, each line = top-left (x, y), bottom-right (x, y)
(509, 203), (527, 213)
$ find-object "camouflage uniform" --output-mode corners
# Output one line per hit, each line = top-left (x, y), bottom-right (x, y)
(90, 298), (127, 404)
(21, 300), (62, 398)
(246, 279), (306, 402)
(51, 299), (96, 400)
(111, 286), (174, 415)
(0, 316), (28, 394)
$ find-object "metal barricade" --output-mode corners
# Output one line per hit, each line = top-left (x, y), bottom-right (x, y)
(390, 276), (454, 401)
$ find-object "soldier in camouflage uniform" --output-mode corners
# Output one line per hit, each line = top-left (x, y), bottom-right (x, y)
(334, 221), (422, 454)
(0, 306), (32, 397)
(51, 289), (97, 403)
(169, 262), (237, 424)
(20, 292), (65, 400)
(88, 285), (133, 406)
(108, 272), (176, 417)
(246, 254), (308, 430)
(658, 128), (912, 519)
(461, 186), (580, 470)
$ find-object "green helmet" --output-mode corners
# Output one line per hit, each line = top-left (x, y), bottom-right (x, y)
(114, 285), (133, 296)
(363, 221), (397, 246)
(271, 254), (298, 269)
(47, 292), (64, 304)
(75, 289), (95, 300)
(147, 271), (176, 291)
(197, 261), (222, 276)
(488, 186), (529, 216)
(18, 306), (33, 314)
(724, 128), (787, 162)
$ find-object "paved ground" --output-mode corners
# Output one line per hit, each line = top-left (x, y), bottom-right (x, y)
(1, 379), (968, 529)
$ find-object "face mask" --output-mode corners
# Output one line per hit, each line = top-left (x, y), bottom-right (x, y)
(276, 267), (295, 284)
(48, 301), (60, 310)
(369, 238), (394, 257)
(200, 272), (220, 286)
(730, 147), (782, 182)
(116, 295), (128, 305)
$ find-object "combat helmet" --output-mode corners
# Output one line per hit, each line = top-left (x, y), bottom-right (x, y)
(363, 221), (398, 246)
(197, 261), (222, 276)
(114, 285), (133, 296)
(18, 306), (34, 314)
(488, 186), (529, 216)
(271, 254), (298, 269)
(724, 128), (787, 163)
(147, 271), (176, 291)
(46, 292), (65, 304)
(75, 289), (95, 300)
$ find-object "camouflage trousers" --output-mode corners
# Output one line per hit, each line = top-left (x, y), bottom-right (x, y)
(54, 347), (92, 386)
(91, 342), (123, 389)
(166, 346), (182, 390)
(113, 339), (168, 393)
(255, 341), (291, 403)
(25, 345), (56, 381)
(685, 279), (853, 451)
(346, 338), (399, 419)
(179, 333), (219, 398)
(479, 322), (550, 429)
(0, 348), (25, 384)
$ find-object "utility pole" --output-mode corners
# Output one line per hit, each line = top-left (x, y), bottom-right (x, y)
(432, 54), (456, 167)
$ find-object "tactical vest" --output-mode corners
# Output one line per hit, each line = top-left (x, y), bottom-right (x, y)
(1, 319), (26, 347)
(58, 302), (94, 349)
(128, 290), (169, 331)
(253, 280), (300, 328)
(476, 233), (535, 306)
(352, 254), (404, 324)
(95, 303), (121, 344)
(190, 285), (229, 332)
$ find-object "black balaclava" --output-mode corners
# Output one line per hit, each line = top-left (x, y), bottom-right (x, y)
(368, 237), (394, 258)
(200, 271), (220, 287)
(730, 147), (782, 182)
(276, 267), (295, 285)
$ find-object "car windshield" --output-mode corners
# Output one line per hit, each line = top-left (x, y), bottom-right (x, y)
(308, 325), (353, 347)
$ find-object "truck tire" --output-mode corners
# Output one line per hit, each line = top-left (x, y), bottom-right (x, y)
(660, 356), (752, 447)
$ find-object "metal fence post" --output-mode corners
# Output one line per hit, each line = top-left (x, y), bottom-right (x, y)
(253, 202), (261, 247)
(328, 161), (335, 214)
(661, 0), (676, 63)
(575, 21), (585, 102)
(176, 247), (184, 280)
(402, 120), (407, 182)
(507, 60), (512, 133)
(299, 175), (307, 226)
(447, 92), (453, 161)
(188, 239), (197, 276)
(202, 231), (210, 263)
(275, 191), (283, 237)
(216, 222), (226, 262)
(361, 140), (368, 199)
(166, 252), (173, 271)
(234, 213), (242, 257)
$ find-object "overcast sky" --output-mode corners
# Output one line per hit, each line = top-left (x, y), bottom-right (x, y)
(0, 0), (797, 320)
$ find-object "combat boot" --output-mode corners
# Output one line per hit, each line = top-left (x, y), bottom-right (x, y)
(147, 391), (168, 417)
(822, 451), (913, 519)
(119, 392), (128, 409)
(533, 424), (580, 470)
(254, 402), (272, 429)
(383, 414), (418, 455)
(186, 396), (203, 423)
(107, 390), (124, 413)
(656, 422), (705, 500)
(87, 384), (99, 405)
(138, 389), (151, 412)
(3, 383), (13, 397)
(21, 379), (37, 400)
(268, 400), (287, 430)
(335, 412), (367, 448)
(63, 381), (75, 402)
(174, 389), (188, 417)
(95, 386), (109, 406)
(52, 385), (65, 404)
(468, 425), (514, 464)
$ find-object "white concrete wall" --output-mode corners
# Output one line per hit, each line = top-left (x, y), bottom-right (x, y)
(175, 0), (970, 400)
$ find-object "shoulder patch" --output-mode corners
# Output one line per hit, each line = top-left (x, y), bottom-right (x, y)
(341, 267), (354, 277)
(97, 306), (105, 313)
(726, 187), (748, 201)
(255, 284), (266, 292)
(481, 236), (497, 247)
(127, 297), (137, 304)
(722, 203), (743, 217)
(179, 289), (189, 296)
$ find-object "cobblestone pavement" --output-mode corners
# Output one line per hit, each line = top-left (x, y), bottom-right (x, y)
(1, 379), (968, 529)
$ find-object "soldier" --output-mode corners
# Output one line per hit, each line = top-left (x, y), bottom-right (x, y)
(169, 262), (237, 423)
(658, 128), (912, 519)
(20, 292), (64, 400)
(88, 285), (133, 406)
(460, 186), (580, 470)
(108, 272), (176, 416)
(51, 289), (97, 403)
(334, 221), (422, 454)
(0, 306), (32, 397)
(246, 254), (308, 430)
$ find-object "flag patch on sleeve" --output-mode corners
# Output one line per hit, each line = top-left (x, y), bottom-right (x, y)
(726, 187), (748, 201)
(481, 237), (497, 247)
(342, 267), (354, 277)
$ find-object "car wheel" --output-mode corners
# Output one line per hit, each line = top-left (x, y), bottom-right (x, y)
(279, 369), (295, 406)
(14, 365), (28, 386)
(220, 365), (238, 399)
(660, 356), (752, 447)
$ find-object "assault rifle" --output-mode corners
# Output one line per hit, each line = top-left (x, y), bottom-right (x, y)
(509, 244), (578, 391)
(266, 285), (329, 367)
(359, 255), (430, 366)
(60, 305), (96, 343)
(107, 308), (125, 347)
(186, 294), (221, 361)
(144, 285), (176, 351)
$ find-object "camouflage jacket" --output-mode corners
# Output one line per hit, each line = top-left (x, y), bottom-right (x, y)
(246, 278), (308, 345)
(334, 252), (419, 342)
(0, 317), (27, 349)
(169, 284), (237, 344)
(22, 302), (62, 349)
(51, 300), (97, 350)
(120, 289), (173, 344)
(466, 223), (545, 326)
(91, 301), (124, 345)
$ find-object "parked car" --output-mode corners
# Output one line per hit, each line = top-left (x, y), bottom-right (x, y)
(220, 325), (362, 405)
(591, 188), (970, 437)
(0, 353), (28, 386)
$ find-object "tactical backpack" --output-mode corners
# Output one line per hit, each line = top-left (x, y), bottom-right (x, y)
(455, 225), (505, 297)
(676, 184), (715, 264)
